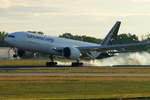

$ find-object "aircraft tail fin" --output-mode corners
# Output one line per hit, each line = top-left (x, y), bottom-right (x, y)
(101, 21), (121, 45)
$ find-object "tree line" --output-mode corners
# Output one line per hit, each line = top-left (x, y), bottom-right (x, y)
(0, 31), (8, 47)
(59, 33), (150, 51)
(0, 31), (150, 52)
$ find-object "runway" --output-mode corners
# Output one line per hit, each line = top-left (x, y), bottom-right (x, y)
(1, 72), (150, 76)
(0, 65), (150, 76)
(0, 65), (150, 70)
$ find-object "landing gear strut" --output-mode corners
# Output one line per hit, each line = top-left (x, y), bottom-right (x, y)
(46, 56), (83, 67)
(71, 59), (83, 67)
(46, 55), (57, 67)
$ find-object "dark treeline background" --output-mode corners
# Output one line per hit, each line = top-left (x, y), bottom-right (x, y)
(0, 31), (8, 47)
(0, 31), (150, 51)
(59, 33), (150, 51)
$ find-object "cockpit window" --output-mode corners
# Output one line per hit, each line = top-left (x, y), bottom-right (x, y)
(8, 35), (15, 38)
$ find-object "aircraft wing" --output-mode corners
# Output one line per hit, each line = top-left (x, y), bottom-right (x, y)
(53, 41), (150, 53)
(77, 41), (150, 52)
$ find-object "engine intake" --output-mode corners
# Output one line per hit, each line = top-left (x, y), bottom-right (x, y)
(63, 47), (81, 59)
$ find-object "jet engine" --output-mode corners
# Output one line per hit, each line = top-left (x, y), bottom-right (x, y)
(63, 47), (81, 59)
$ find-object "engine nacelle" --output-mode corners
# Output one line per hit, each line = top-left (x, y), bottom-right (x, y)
(63, 47), (81, 59)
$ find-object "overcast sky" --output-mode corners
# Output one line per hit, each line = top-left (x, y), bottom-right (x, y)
(0, 0), (150, 38)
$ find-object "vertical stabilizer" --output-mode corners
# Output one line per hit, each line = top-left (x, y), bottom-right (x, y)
(101, 21), (121, 45)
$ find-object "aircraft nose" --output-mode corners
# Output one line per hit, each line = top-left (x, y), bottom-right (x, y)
(4, 35), (12, 44)
(4, 36), (8, 43)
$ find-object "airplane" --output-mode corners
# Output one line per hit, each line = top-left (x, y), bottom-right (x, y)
(4, 21), (150, 66)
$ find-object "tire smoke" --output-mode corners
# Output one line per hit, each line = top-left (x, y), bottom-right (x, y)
(86, 52), (150, 66)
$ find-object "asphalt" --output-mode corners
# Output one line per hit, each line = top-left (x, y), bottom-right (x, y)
(0, 65), (150, 76)
(0, 65), (150, 70)
(0, 72), (150, 76)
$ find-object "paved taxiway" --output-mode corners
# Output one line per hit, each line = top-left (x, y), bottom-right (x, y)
(0, 66), (150, 76)
(0, 72), (150, 76)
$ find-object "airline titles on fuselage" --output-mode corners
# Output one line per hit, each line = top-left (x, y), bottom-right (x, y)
(27, 34), (54, 42)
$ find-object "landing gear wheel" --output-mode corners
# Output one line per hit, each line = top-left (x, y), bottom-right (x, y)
(46, 55), (58, 67)
(13, 54), (18, 58)
(46, 62), (57, 67)
(72, 62), (83, 67)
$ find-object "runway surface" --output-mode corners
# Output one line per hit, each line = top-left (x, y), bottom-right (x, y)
(0, 65), (150, 70)
(1, 72), (150, 76)
(0, 65), (150, 76)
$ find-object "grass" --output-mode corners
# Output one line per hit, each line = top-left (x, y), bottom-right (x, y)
(0, 76), (150, 99)
(0, 60), (48, 66)
(1, 76), (150, 81)
(0, 60), (150, 99)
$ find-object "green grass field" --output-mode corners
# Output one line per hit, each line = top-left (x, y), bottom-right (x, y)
(1, 60), (150, 99)
(0, 60), (48, 66)
(0, 76), (150, 100)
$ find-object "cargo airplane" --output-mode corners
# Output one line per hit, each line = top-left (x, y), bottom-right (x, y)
(4, 21), (150, 66)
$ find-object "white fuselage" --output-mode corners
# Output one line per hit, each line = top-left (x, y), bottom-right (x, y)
(4, 32), (100, 55)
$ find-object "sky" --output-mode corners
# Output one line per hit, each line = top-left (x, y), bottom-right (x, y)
(0, 0), (150, 38)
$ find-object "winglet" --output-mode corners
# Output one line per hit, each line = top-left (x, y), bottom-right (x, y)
(101, 21), (121, 45)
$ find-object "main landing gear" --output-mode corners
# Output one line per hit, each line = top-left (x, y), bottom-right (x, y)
(46, 56), (83, 67)
(46, 55), (58, 66)
(71, 59), (83, 66)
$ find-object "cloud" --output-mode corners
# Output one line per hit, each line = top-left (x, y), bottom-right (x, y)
(131, 0), (150, 2)
(9, 6), (61, 13)
(30, 12), (150, 18)
(0, 0), (150, 37)
(0, 0), (11, 8)
(0, 0), (47, 9)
